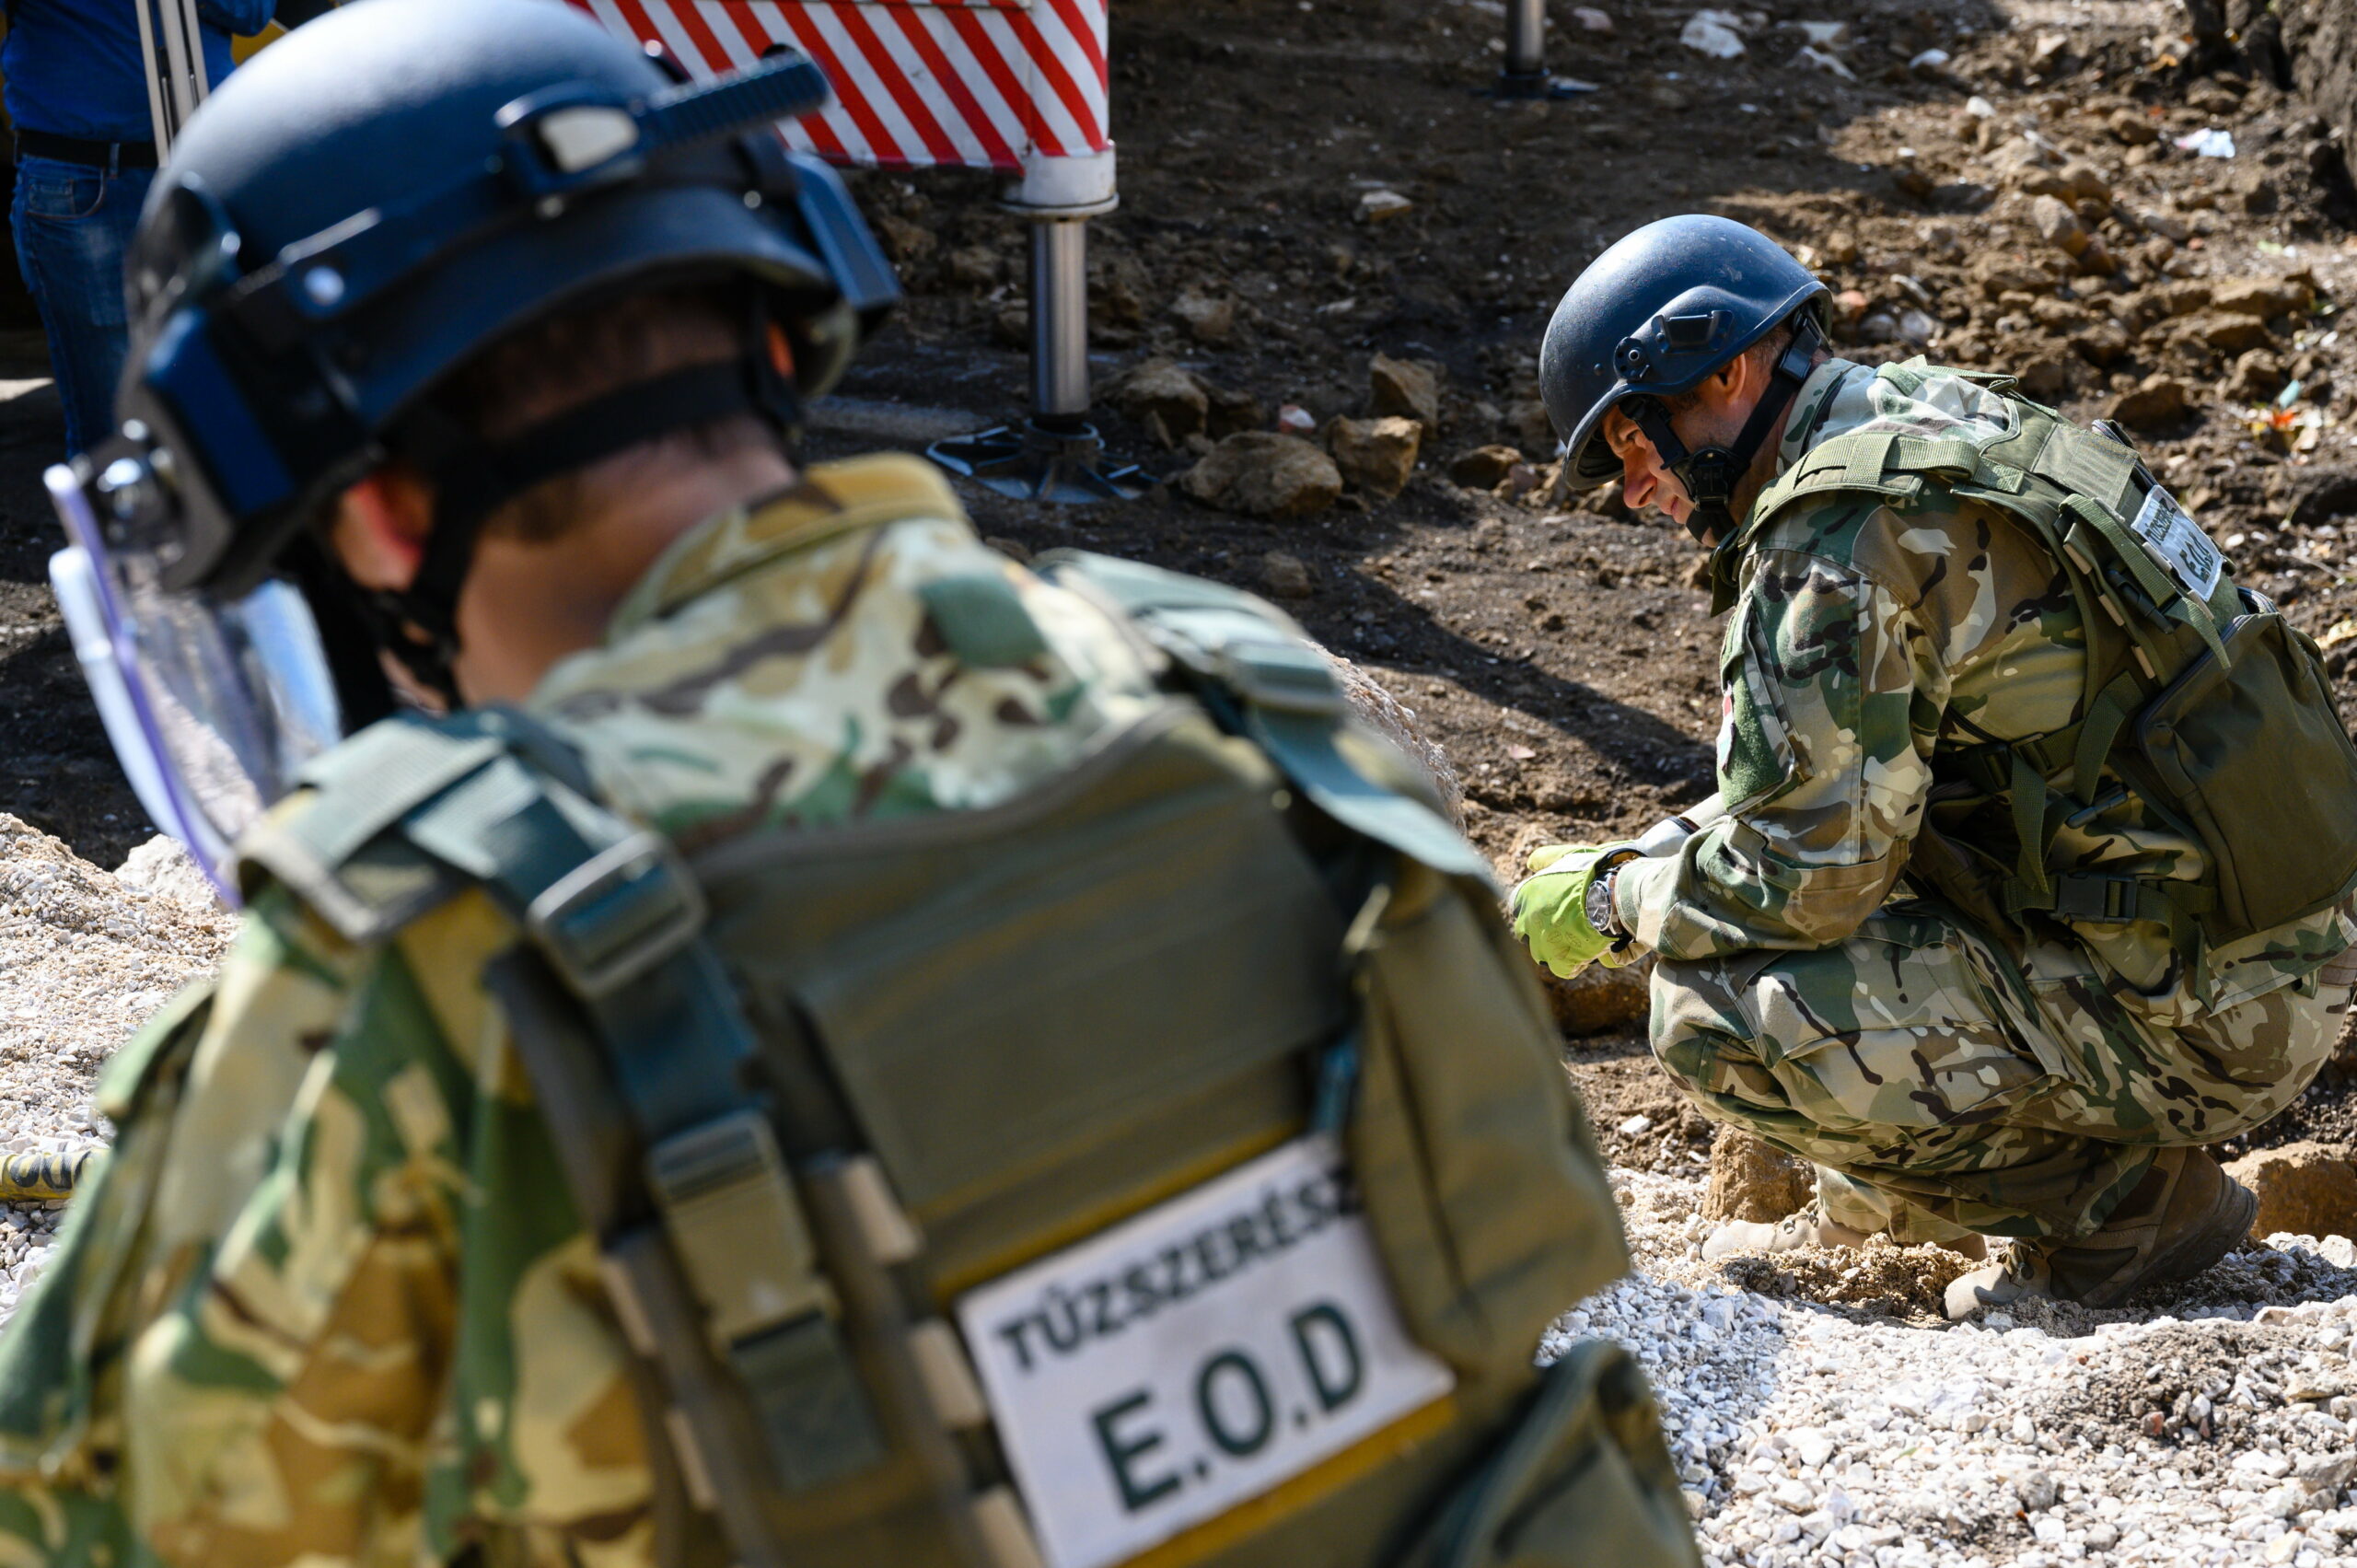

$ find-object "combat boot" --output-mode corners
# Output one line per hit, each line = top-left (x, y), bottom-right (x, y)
(1944, 1146), (2255, 1320)
(1701, 1203), (1872, 1261)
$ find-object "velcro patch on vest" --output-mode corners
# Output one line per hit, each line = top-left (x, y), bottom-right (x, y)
(920, 573), (1053, 668)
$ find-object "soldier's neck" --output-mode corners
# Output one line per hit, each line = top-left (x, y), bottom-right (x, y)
(1720, 397), (1802, 542)
(449, 436), (801, 705)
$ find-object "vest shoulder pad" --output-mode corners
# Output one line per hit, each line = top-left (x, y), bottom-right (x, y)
(234, 713), (517, 943)
(1037, 550), (1492, 881)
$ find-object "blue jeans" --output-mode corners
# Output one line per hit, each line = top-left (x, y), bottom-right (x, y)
(10, 153), (154, 457)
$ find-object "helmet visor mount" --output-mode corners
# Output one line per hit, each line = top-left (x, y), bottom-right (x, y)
(46, 450), (341, 905)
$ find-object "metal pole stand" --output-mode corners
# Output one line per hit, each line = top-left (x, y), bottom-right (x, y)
(134, 0), (212, 154)
(929, 150), (1146, 505)
(1487, 0), (1596, 99)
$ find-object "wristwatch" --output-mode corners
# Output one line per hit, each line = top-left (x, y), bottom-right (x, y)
(1584, 862), (1626, 941)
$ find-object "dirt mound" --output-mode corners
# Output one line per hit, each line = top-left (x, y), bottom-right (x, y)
(2280, 0), (2357, 205)
(1718, 1237), (1981, 1324)
(0, 820), (231, 1318)
(2226, 1142), (2357, 1239)
(1703, 1130), (1817, 1225)
(0, 817), (232, 1081)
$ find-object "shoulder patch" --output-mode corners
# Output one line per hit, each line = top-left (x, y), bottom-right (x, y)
(919, 573), (1052, 668)
(1715, 589), (1808, 812)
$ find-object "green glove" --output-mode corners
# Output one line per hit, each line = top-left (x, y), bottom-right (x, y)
(1510, 842), (1638, 978)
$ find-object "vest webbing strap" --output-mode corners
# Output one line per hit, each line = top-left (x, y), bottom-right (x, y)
(1040, 550), (1495, 885)
(1829, 431), (1895, 487)
(2071, 670), (2143, 807)
(2009, 749), (2055, 902)
(2002, 870), (2215, 927)
(312, 716), (898, 1567)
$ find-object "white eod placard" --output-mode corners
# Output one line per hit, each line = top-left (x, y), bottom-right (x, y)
(955, 1135), (1456, 1568)
(2128, 484), (2223, 602)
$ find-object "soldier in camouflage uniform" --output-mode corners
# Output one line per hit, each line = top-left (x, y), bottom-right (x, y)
(0, 6), (1702, 1566)
(1514, 216), (2357, 1318)
(2, 457), (1179, 1563)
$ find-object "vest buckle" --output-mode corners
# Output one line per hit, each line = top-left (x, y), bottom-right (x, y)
(2050, 873), (2142, 924)
(525, 830), (708, 997)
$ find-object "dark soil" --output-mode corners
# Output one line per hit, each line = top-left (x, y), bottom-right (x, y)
(0, 339), (153, 871)
(823, 0), (2357, 1179)
(10, 1), (2357, 1173)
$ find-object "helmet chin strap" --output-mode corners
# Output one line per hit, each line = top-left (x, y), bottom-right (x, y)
(1625, 315), (1823, 547)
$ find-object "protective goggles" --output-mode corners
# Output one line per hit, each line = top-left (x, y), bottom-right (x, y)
(47, 447), (341, 905)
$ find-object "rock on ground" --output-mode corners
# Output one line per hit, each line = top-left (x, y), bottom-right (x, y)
(1369, 353), (1442, 436)
(1704, 1130), (1817, 1225)
(1329, 655), (1462, 824)
(1114, 357), (1210, 448)
(114, 834), (220, 909)
(1326, 415), (1421, 499)
(1258, 550), (1314, 599)
(2109, 374), (2193, 429)
(1539, 961), (1652, 1037)
(1450, 445), (1524, 490)
(2228, 1143), (2357, 1241)
(1178, 432), (1341, 519)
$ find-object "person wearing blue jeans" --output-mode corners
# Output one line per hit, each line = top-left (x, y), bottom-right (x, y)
(6, 0), (276, 455)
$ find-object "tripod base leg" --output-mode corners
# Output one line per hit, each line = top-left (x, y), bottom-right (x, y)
(1487, 71), (1597, 99)
(928, 420), (1148, 505)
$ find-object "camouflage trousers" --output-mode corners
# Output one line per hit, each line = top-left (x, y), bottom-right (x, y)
(1652, 900), (2353, 1241)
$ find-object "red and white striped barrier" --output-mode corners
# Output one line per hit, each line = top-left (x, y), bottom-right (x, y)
(570, 0), (1113, 206)
(570, 0), (1136, 503)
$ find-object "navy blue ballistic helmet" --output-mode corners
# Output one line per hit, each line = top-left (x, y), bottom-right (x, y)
(88, 0), (897, 655)
(1539, 215), (1828, 544)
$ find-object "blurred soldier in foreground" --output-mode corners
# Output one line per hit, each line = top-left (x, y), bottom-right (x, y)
(0, 4), (1699, 1564)
(1515, 215), (2357, 1321)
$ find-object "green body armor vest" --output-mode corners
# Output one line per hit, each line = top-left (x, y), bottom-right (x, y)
(1744, 367), (2357, 963)
(238, 554), (1701, 1568)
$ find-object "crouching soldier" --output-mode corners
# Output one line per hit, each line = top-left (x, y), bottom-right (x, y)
(0, 5), (1701, 1565)
(1514, 215), (2357, 1320)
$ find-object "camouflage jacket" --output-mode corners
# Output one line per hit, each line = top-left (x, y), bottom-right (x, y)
(0, 455), (1173, 1566)
(1612, 357), (2354, 1020)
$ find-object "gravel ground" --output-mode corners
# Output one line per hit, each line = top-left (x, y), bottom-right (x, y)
(0, 817), (231, 1319)
(6, 816), (2357, 1565)
(1564, 1168), (2357, 1568)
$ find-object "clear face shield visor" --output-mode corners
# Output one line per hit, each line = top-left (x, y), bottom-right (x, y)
(46, 452), (342, 906)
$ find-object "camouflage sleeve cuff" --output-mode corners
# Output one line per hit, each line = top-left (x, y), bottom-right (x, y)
(1612, 821), (1908, 961)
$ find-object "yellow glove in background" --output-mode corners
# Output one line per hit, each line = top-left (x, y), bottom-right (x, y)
(1523, 842), (1587, 874)
(1509, 842), (1638, 978)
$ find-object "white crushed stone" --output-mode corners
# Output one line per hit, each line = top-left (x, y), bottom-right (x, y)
(0, 819), (233, 1321)
(10, 819), (2357, 1564)
(113, 831), (226, 910)
(1557, 1168), (2357, 1567)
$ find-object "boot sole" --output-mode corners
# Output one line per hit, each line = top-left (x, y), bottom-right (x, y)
(2080, 1172), (2257, 1308)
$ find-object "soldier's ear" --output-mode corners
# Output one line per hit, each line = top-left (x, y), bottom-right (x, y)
(1708, 344), (1774, 419)
(327, 464), (435, 592)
